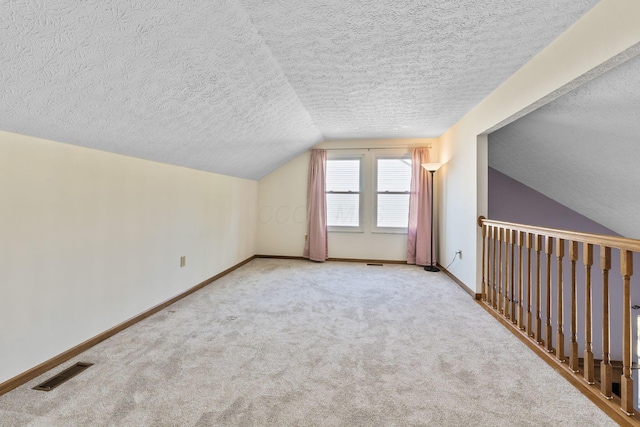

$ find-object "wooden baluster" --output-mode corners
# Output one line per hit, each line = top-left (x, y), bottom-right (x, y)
(535, 235), (543, 343)
(545, 236), (553, 352)
(510, 230), (516, 323)
(504, 229), (510, 319)
(481, 225), (487, 302)
(556, 238), (565, 362)
(620, 250), (634, 415)
(491, 227), (498, 310)
(526, 233), (533, 336)
(498, 228), (504, 314)
(518, 231), (525, 330)
(584, 243), (594, 384)
(569, 241), (579, 372)
(487, 226), (495, 305)
(600, 246), (612, 399)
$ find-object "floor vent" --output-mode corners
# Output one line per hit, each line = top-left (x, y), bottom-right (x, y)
(33, 362), (93, 391)
(367, 263), (383, 266)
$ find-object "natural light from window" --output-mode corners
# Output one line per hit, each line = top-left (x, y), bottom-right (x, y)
(376, 158), (411, 228)
(326, 158), (361, 227)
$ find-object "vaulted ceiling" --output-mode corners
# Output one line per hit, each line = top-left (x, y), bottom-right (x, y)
(1, 1), (598, 179)
(489, 53), (640, 238)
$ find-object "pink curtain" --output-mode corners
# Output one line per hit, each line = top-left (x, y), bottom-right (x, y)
(303, 149), (328, 261)
(407, 147), (432, 265)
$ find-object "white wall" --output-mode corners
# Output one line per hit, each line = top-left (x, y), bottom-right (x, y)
(0, 131), (258, 384)
(257, 138), (438, 261)
(438, 0), (640, 291)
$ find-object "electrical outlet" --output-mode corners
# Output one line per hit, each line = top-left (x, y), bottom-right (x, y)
(456, 250), (462, 259)
(180, 256), (186, 267)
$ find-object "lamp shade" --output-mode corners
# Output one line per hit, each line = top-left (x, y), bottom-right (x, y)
(421, 162), (443, 172)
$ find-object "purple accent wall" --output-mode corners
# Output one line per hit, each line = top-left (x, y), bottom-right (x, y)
(488, 167), (639, 366)
(489, 167), (619, 235)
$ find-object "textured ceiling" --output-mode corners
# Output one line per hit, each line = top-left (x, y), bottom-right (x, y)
(241, 0), (598, 140)
(0, 1), (322, 179)
(489, 53), (640, 238)
(1, 1), (598, 179)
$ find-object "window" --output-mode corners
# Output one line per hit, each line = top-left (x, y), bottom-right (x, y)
(326, 157), (362, 230)
(375, 157), (412, 230)
(325, 151), (411, 233)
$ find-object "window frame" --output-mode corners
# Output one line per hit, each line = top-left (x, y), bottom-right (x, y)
(325, 155), (364, 233)
(373, 154), (412, 234)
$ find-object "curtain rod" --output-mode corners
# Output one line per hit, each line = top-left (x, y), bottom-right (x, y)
(320, 145), (431, 151)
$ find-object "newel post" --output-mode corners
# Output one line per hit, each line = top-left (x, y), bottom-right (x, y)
(481, 224), (487, 302)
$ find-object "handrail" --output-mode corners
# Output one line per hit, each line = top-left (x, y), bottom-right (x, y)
(478, 216), (639, 423)
(479, 217), (640, 252)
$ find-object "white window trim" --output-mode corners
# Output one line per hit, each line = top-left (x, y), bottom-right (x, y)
(326, 155), (364, 233)
(372, 154), (411, 234)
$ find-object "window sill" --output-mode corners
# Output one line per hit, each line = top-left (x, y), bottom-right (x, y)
(371, 227), (408, 235)
(328, 226), (364, 233)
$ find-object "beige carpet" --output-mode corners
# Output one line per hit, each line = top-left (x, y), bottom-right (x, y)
(0, 259), (616, 426)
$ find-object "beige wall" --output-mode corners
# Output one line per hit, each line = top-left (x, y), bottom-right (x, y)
(438, 0), (640, 291)
(257, 138), (438, 261)
(0, 131), (258, 384)
(257, 151), (309, 256)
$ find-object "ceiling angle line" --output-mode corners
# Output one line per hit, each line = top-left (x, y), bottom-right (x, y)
(322, 145), (432, 151)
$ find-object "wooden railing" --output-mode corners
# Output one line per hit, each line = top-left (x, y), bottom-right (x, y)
(478, 217), (640, 420)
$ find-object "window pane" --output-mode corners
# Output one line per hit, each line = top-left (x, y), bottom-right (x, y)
(377, 158), (411, 192)
(327, 159), (360, 192)
(377, 194), (409, 228)
(327, 193), (359, 227)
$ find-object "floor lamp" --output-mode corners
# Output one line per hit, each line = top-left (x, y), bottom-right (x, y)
(421, 162), (443, 272)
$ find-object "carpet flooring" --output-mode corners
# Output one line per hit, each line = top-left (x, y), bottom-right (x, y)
(0, 259), (616, 426)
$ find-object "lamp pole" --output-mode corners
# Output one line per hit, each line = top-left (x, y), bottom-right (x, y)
(421, 163), (443, 272)
(424, 169), (439, 272)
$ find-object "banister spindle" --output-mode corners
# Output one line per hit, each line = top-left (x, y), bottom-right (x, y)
(526, 233), (534, 337)
(518, 231), (525, 330)
(584, 243), (594, 384)
(498, 228), (504, 314)
(545, 236), (553, 352)
(487, 226), (493, 306)
(620, 250), (634, 415)
(600, 246), (612, 399)
(481, 225), (487, 302)
(493, 227), (498, 309)
(504, 229), (511, 319)
(510, 230), (516, 323)
(556, 238), (565, 362)
(534, 235), (543, 343)
(569, 241), (579, 372)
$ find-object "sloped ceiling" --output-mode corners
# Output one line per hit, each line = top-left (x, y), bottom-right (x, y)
(489, 53), (640, 238)
(0, 1), (597, 179)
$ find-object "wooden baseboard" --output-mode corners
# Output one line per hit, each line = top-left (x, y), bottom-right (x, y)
(327, 257), (407, 264)
(254, 255), (306, 260)
(0, 255), (256, 397)
(255, 255), (408, 265)
(477, 300), (640, 426)
(438, 265), (481, 299)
